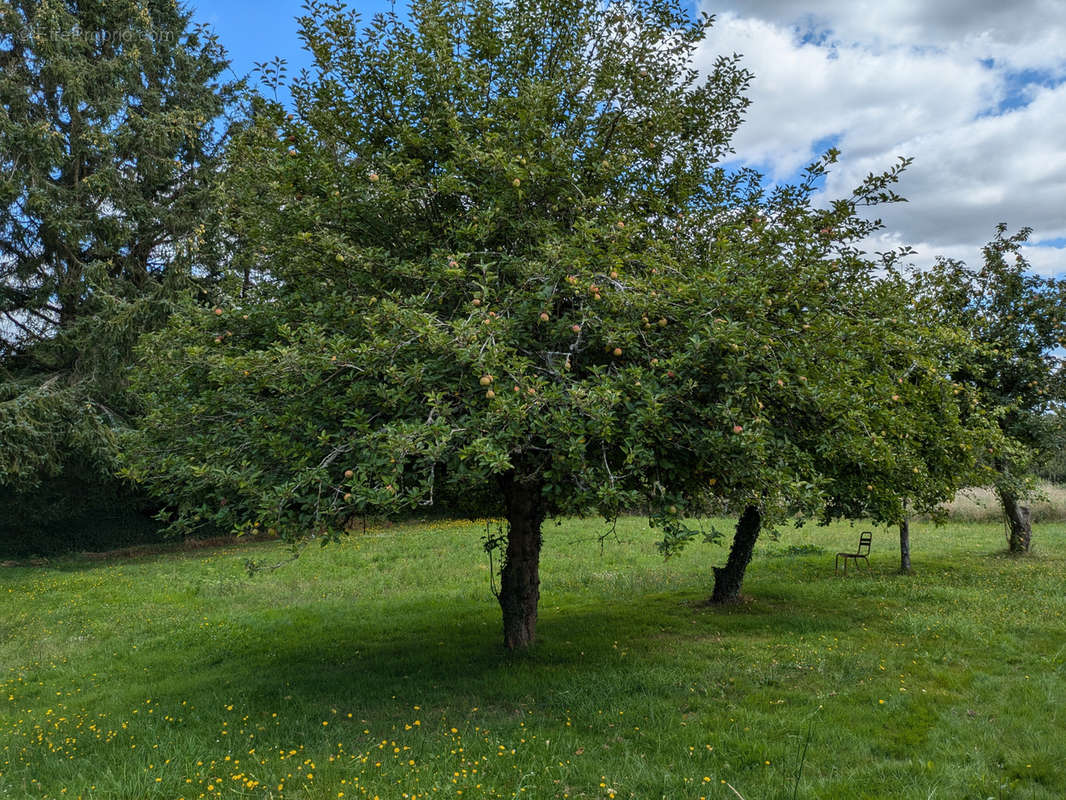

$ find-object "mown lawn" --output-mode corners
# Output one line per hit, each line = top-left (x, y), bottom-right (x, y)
(1, 517), (1064, 799)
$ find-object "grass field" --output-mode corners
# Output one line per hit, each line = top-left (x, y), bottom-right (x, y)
(2, 517), (1065, 800)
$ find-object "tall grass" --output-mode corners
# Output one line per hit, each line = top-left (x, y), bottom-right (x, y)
(940, 482), (1066, 523)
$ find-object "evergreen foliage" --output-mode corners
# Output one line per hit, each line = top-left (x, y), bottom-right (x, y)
(0, 0), (238, 543)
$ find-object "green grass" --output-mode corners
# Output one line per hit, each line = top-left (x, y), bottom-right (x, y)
(2, 517), (1065, 800)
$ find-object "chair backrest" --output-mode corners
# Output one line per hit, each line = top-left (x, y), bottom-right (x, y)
(858, 531), (872, 555)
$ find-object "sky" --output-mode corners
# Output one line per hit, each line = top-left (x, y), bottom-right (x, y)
(191, 0), (1066, 277)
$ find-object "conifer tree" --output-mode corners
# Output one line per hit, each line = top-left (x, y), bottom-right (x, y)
(0, 0), (236, 546)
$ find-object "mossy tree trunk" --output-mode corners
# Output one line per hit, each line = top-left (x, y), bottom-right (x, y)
(899, 517), (911, 573)
(498, 471), (546, 649)
(997, 488), (1032, 553)
(711, 505), (762, 603)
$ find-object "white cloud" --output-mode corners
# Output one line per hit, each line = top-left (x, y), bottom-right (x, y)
(1023, 245), (1066, 278)
(696, 1), (1066, 274)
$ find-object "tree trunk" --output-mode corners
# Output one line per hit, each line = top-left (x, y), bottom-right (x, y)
(997, 488), (1032, 553)
(899, 517), (911, 574)
(711, 505), (762, 604)
(498, 472), (546, 649)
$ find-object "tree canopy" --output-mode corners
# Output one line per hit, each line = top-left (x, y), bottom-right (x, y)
(118, 0), (1011, 647)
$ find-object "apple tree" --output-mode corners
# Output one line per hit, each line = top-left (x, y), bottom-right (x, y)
(126, 0), (756, 647)
(917, 226), (1066, 553)
(122, 0), (989, 643)
(653, 170), (1006, 588)
(811, 265), (1008, 573)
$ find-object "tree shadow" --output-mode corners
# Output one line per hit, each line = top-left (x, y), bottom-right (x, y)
(129, 577), (859, 729)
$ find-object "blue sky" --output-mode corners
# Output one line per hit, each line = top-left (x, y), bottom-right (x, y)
(190, 0), (1066, 277)
(189, 0), (312, 91)
(190, 0), (400, 96)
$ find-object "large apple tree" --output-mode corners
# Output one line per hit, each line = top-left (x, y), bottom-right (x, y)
(122, 0), (988, 644)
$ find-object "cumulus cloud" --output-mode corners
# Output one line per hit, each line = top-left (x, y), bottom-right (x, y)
(696, 0), (1066, 273)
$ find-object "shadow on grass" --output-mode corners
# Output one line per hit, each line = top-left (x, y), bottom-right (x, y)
(11, 533), (966, 733)
(122, 574), (863, 731)
(2, 534), (282, 572)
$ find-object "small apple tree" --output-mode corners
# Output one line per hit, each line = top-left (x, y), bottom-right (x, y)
(811, 265), (1008, 573)
(655, 189), (1006, 593)
(917, 226), (1066, 553)
(122, 0), (990, 643)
